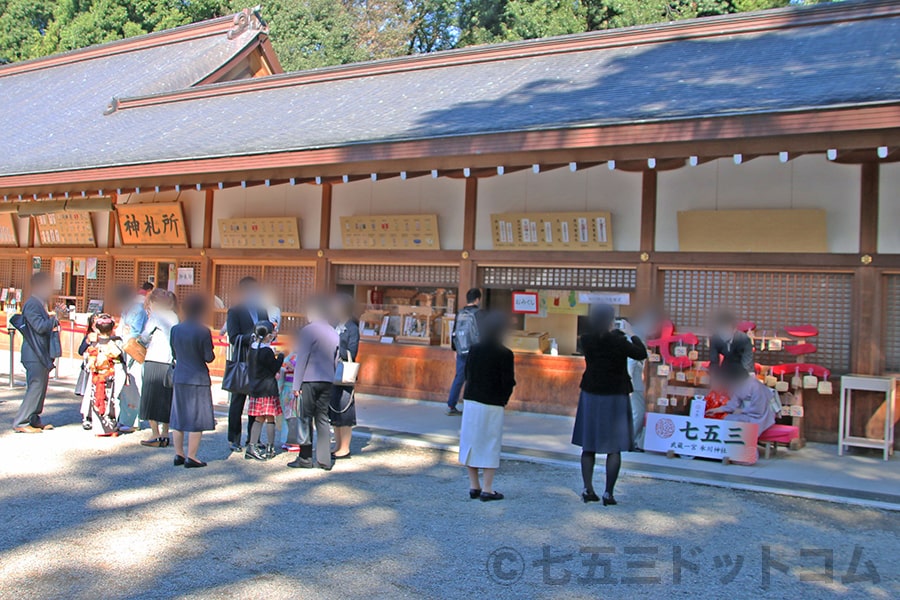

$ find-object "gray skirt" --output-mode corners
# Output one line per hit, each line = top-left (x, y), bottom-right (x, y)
(170, 383), (216, 433)
(571, 391), (634, 454)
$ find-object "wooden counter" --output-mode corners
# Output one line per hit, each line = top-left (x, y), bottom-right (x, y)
(355, 341), (584, 416)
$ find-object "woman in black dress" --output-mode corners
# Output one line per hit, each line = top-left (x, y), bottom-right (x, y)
(139, 289), (179, 448)
(572, 304), (648, 505)
(330, 294), (360, 460)
(169, 295), (216, 468)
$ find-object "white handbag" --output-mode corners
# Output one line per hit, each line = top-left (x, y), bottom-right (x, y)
(334, 351), (360, 385)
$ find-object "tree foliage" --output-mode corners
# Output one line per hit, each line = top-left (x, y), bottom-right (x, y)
(0, 0), (834, 68)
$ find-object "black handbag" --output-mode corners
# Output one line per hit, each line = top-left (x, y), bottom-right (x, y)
(164, 362), (175, 389)
(222, 336), (251, 395)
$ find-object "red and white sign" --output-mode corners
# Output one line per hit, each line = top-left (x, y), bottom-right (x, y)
(512, 291), (539, 314)
(644, 413), (759, 464)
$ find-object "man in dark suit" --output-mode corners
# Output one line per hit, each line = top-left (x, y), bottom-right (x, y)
(13, 272), (58, 433)
(225, 276), (268, 452)
(708, 311), (754, 381)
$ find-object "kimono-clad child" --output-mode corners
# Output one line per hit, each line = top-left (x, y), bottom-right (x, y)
(245, 321), (285, 461)
(77, 314), (99, 430)
(84, 314), (126, 436)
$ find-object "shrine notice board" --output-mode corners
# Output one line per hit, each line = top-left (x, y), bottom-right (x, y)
(117, 202), (187, 246)
(677, 209), (827, 253)
(340, 214), (440, 250)
(218, 217), (301, 249)
(644, 413), (759, 464)
(0, 213), (17, 246)
(491, 211), (612, 251)
(35, 211), (96, 247)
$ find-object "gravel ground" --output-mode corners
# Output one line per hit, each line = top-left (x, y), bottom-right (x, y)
(0, 382), (897, 600)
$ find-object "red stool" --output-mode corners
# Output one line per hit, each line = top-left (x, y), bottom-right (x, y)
(758, 424), (801, 458)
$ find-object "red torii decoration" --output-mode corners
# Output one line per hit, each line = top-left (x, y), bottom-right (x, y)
(646, 320), (699, 369)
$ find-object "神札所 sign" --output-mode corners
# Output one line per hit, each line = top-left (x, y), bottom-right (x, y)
(117, 203), (187, 246)
(644, 413), (759, 464)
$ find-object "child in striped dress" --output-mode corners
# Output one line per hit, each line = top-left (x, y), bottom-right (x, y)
(246, 321), (285, 461)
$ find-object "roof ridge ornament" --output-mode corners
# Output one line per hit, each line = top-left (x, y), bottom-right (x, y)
(104, 97), (119, 115)
(227, 7), (267, 40)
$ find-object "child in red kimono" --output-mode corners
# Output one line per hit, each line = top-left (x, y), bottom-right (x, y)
(85, 314), (125, 436)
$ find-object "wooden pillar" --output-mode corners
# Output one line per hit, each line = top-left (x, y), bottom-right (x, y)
(636, 169), (658, 307)
(852, 162), (880, 375)
(315, 183), (333, 294)
(459, 177), (478, 305)
(107, 192), (118, 249)
(202, 189), (214, 249)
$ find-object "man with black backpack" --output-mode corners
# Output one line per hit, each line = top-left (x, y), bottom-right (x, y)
(447, 288), (484, 416)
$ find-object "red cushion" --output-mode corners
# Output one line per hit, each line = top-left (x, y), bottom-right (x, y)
(759, 424), (800, 444)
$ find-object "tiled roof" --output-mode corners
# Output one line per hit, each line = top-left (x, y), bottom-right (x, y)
(0, 13), (267, 178)
(0, 1), (898, 180)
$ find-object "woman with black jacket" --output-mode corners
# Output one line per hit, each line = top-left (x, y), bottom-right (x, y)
(245, 321), (285, 461)
(573, 304), (648, 505)
(458, 312), (516, 502)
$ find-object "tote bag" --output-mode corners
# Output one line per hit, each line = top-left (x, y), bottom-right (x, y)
(334, 351), (360, 386)
(117, 372), (141, 428)
(222, 336), (251, 395)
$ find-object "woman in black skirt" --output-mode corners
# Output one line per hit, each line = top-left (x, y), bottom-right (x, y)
(330, 294), (360, 460)
(139, 290), (179, 447)
(169, 295), (217, 468)
(573, 304), (648, 505)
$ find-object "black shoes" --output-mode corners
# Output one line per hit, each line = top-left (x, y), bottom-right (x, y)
(174, 455), (185, 466)
(602, 493), (617, 506)
(245, 445), (267, 461)
(332, 453), (352, 460)
(229, 442), (243, 453)
(287, 457), (314, 469)
(446, 407), (463, 416)
(265, 445), (276, 459)
(581, 489), (600, 503)
(316, 462), (333, 471)
(185, 458), (207, 468)
(469, 488), (482, 499)
(480, 491), (504, 502)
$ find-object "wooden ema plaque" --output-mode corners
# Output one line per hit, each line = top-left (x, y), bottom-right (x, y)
(491, 211), (613, 251)
(0, 213), (17, 247)
(218, 217), (301, 249)
(340, 214), (440, 250)
(117, 202), (187, 246)
(35, 211), (96, 247)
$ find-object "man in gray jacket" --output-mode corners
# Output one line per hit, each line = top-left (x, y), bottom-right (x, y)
(14, 272), (58, 433)
(288, 296), (339, 470)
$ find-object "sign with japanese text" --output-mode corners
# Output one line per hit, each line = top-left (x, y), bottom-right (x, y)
(340, 214), (440, 250)
(512, 291), (539, 314)
(218, 217), (301, 249)
(35, 211), (96, 247)
(0, 213), (18, 247)
(117, 203), (187, 246)
(644, 413), (759, 464)
(577, 292), (631, 305)
(491, 211), (613, 251)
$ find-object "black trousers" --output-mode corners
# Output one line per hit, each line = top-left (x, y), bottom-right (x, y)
(14, 362), (49, 428)
(299, 382), (332, 463)
(227, 393), (255, 445)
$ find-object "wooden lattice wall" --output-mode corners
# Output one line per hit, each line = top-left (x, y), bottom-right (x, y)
(335, 264), (459, 287)
(213, 262), (316, 331)
(478, 266), (636, 290)
(661, 269), (854, 374)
